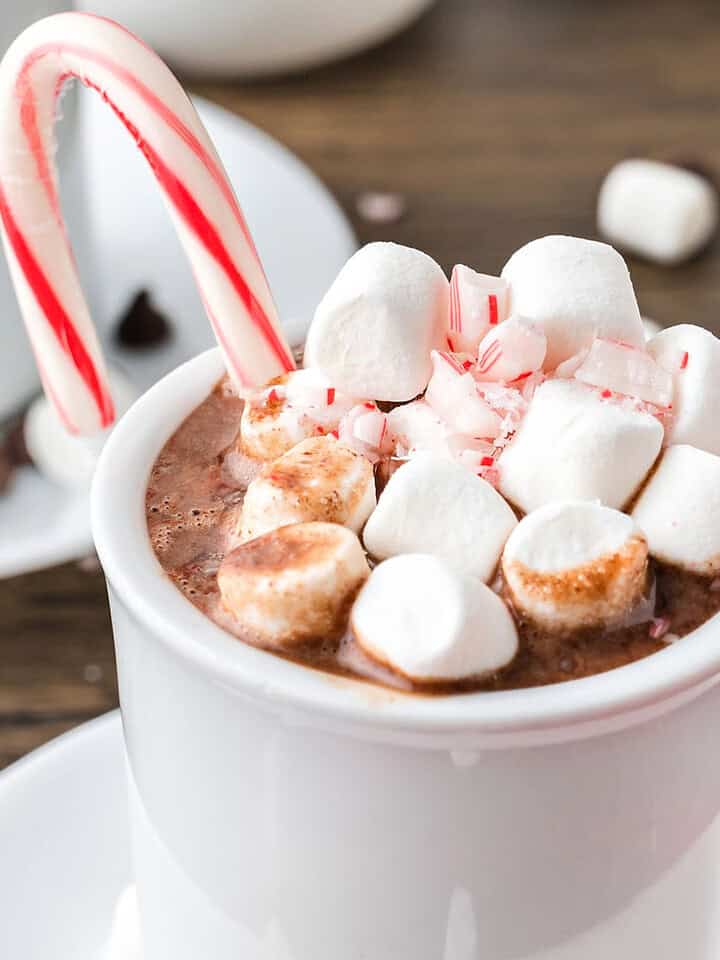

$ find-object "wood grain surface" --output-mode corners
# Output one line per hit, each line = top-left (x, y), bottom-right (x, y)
(2, 0), (720, 768)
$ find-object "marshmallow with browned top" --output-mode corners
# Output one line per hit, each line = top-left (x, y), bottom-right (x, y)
(363, 453), (517, 582)
(352, 554), (518, 681)
(239, 435), (376, 541)
(219, 522), (370, 650)
(598, 159), (718, 265)
(239, 368), (358, 461)
(502, 501), (648, 631)
(631, 444), (720, 575)
(498, 379), (664, 512)
(304, 242), (449, 401)
(648, 324), (720, 455)
(501, 236), (645, 369)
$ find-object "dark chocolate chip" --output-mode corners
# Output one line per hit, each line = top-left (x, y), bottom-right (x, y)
(114, 290), (172, 349)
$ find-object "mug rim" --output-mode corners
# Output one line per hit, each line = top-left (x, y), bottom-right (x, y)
(91, 348), (720, 740)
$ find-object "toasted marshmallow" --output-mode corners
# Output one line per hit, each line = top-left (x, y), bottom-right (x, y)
(475, 315), (547, 382)
(501, 236), (644, 369)
(24, 368), (137, 490)
(632, 444), (720, 575)
(363, 453), (517, 582)
(502, 501), (648, 631)
(648, 324), (720, 455)
(219, 522), (370, 650)
(304, 242), (449, 401)
(447, 265), (509, 353)
(498, 379), (664, 512)
(239, 436), (376, 541)
(239, 369), (358, 461)
(598, 159), (718, 264)
(352, 554), (518, 681)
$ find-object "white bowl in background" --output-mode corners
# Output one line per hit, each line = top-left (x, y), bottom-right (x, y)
(77, 0), (437, 78)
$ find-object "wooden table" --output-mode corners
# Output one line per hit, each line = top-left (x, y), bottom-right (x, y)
(3, 0), (720, 769)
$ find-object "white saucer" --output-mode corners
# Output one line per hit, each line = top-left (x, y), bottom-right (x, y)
(2, 710), (720, 959)
(0, 94), (355, 580)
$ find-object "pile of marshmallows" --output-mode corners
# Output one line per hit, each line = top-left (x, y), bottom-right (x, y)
(217, 235), (720, 685)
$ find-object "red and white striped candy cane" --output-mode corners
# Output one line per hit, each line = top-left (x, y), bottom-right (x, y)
(0, 13), (295, 435)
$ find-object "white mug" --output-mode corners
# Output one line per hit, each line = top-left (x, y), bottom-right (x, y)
(93, 348), (720, 960)
(0, 1), (85, 422)
(78, 0), (437, 78)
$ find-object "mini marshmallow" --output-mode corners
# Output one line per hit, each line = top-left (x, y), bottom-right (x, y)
(219, 522), (370, 650)
(239, 369), (358, 461)
(498, 379), (664, 512)
(501, 236), (645, 369)
(447, 264), (509, 354)
(24, 368), (137, 490)
(631, 444), (720, 575)
(502, 501), (648, 631)
(363, 453), (517, 582)
(475, 315), (547, 382)
(352, 554), (518, 681)
(598, 159), (718, 265)
(648, 324), (720, 455)
(304, 242), (449, 401)
(574, 338), (673, 408)
(239, 435), (376, 541)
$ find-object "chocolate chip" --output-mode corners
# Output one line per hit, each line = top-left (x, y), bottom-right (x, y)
(114, 290), (172, 349)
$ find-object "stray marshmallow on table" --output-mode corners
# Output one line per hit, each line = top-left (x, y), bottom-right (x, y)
(363, 453), (517, 582)
(598, 159), (718, 265)
(501, 235), (645, 369)
(498, 379), (664, 513)
(239, 368), (358, 461)
(219, 522), (370, 650)
(238, 435), (376, 542)
(24, 368), (138, 490)
(648, 324), (720, 455)
(304, 242), (449, 401)
(351, 554), (518, 682)
(446, 264), (509, 354)
(502, 501), (649, 631)
(632, 444), (720, 575)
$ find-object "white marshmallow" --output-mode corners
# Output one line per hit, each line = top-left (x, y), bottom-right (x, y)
(574, 337), (673, 408)
(598, 159), (718, 265)
(239, 435), (376, 541)
(363, 453), (517, 582)
(502, 501), (648, 630)
(501, 235), (644, 369)
(352, 554), (518, 681)
(498, 379), (664, 512)
(648, 324), (720, 455)
(631, 444), (720, 575)
(24, 369), (137, 490)
(447, 264), (509, 354)
(219, 522), (370, 650)
(304, 242), (449, 401)
(475, 315), (547, 382)
(239, 369), (358, 461)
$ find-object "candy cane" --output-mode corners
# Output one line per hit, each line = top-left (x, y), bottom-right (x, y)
(0, 12), (295, 435)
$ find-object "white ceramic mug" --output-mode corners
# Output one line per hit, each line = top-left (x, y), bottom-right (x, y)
(93, 348), (720, 960)
(0, 1), (86, 421)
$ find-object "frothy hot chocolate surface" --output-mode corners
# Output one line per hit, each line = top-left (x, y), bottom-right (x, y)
(146, 378), (720, 695)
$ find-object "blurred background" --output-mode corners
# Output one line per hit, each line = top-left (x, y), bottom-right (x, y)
(2, 0), (720, 768)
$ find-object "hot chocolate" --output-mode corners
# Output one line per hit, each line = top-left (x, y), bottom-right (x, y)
(146, 236), (720, 694)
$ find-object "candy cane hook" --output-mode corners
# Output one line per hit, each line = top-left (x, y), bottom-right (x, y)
(0, 12), (295, 435)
